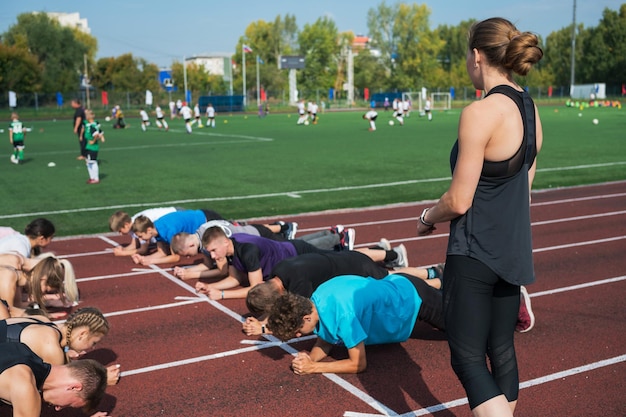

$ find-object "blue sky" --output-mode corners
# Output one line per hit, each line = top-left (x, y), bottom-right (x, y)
(1, 0), (621, 67)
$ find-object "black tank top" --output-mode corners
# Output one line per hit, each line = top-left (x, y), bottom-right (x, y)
(447, 85), (537, 285)
(0, 318), (62, 344)
(0, 342), (51, 391)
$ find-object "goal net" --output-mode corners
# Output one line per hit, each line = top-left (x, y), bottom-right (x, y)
(401, 91), (423, 116)
(430, 92), (452, 111)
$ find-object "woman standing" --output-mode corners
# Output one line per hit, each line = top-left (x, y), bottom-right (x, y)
(417, 18), (543, 416)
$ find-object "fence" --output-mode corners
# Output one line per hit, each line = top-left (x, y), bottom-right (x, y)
(1, 84), (623, 115)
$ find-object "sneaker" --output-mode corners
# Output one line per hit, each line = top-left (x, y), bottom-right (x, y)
(341, 228), (356, 251)
(516, 286), (535, 333)
(330, 225), (345, 235)
(276, 221), (298, 240)
(387, 244), (408, 269)
(86, 179), (100, 184)
(10, 155), (18, 164)
(378, 238), (391, 251)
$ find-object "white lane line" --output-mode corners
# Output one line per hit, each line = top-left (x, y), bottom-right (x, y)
(343, 354), (626, 417)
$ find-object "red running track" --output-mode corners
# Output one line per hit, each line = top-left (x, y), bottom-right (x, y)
(10, 181), (624, 417)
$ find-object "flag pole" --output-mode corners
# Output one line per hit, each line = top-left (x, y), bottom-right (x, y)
(242, 46), (247, 108)
(256, 55), (260, 107)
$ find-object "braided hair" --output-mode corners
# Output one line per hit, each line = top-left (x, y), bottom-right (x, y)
(64, 307), (109, 351)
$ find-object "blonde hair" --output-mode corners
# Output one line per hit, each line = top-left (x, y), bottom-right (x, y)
(28, 253), (79, 310)
(64, 307), (109, 350)
(131, 215), (154, 234)
(108, 211), (131, 232)
(170, 232), (193, 255)
(468, 17), (543, 76)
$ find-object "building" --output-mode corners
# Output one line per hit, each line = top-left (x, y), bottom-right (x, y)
(185, 53), (233, 81)
(45, 12), (91, 34)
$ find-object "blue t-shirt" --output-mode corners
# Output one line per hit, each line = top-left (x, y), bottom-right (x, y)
(154, 210), (206, 243)
(312, 274), (421, 349)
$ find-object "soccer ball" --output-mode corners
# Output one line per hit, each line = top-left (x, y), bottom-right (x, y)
(388, 120), (395, 126)
(304, 120), (309, 126)
(592, 118), (599, 125)
(105, 116), (111, 122)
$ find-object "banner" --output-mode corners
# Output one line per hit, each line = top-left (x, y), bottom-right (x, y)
(8, 91), (16, 108)
(146, 90), (153, 106)
(101, 91), (108, 106)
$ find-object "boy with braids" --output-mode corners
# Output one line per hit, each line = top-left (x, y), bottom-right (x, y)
(0, 306), (120, 386)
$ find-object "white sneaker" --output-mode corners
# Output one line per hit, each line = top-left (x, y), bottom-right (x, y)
(516, 286), (535, 333)
(378, 238), (391, 251)
(389, 244), (408, 269)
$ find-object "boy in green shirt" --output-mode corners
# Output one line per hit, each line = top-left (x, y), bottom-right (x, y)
(82, 110), (105, 184)
(9, 112), (25, 164)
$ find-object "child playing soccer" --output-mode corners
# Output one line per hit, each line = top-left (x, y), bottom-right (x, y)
(9, 112), (25, 164)
(83, 110), (105, 184)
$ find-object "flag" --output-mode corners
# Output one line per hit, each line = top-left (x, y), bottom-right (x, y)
(257, 56), (264, 64)
(243, 44), (253, 53)
(101, 91), (108, 106)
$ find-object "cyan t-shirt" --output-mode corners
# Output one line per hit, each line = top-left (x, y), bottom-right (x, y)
(312, 274), (421, 349)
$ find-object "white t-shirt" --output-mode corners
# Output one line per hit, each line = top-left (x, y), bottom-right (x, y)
(180, 106), (193, 120)
(140, 110), (149, 121)
(206, 106), (215, 118)
(365, 110), (378, 120)
(194, 105), (201, 117)
(155, 106), (164, 119)
(0, 233), (31, 257)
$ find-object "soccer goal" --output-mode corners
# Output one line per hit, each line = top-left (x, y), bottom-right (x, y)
(430, 92), (452, 111)
(401, 91), (423, 116)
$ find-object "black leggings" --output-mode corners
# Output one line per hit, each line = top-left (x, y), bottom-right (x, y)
(395, 273), (444, 331)
(443, 255), (520, 409)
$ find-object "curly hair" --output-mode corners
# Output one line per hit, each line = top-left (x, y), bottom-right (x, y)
(266, 293), (312, 341)
(468, 17), (543, 76)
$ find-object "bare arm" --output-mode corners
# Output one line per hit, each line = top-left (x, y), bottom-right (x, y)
(292, 339), (367, 374)
(1, 365), (41, 417)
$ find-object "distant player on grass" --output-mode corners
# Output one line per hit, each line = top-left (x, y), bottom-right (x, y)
(139, 107), (150, 132)
(180, 102), (193, 134)
(192, 103), (203, 127)
(9, 112), (25, 164)
(154, 104), (169, 131)
(363, 108), (378, 131)
(82, 110), (105, 185)
(206, 103), (216, 128)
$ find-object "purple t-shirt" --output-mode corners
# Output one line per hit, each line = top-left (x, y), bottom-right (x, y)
(230, 233), (297, 279)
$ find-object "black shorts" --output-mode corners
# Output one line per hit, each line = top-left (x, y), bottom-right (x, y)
(86, 150), (99, 161)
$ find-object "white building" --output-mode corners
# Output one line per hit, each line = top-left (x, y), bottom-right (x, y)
(45, 12), (90, 34)
(185, 53), (233, 80)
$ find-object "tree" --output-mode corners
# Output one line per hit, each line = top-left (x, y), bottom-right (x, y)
(366, 2), (443, 90)
(1, 13), (93, 93)
(543, 24), (587, 86)
(578, 5), (626, 85)
(0, 43), (42, 93)
(297, 16), (340, 94)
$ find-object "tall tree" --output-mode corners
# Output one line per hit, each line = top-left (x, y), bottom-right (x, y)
(578, 5), (626, 85)
(297, 16), (340, 94)
(366, 2), (443, 90)
(1, 13), (93, 93)
(0, 43), (42, 93)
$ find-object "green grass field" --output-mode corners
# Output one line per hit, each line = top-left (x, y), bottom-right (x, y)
(1, 105), (624, 237)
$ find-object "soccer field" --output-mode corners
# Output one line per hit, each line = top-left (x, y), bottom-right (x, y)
(1, 105), (624, 236)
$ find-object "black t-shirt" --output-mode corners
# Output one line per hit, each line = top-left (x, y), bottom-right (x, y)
(272, 251), (388, 297)
(74, 106), (86, 133)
